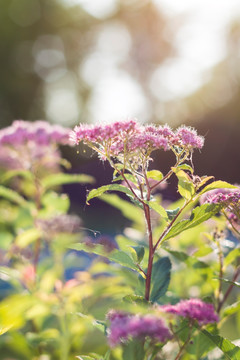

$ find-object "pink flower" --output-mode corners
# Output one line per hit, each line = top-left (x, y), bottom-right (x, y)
(160, 299), (219, 325)
(175, 126), (204, 149)
(107, 310), (171, 347)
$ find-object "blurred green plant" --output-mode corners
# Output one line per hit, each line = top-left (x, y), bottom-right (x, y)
(0, 119), (239, 360)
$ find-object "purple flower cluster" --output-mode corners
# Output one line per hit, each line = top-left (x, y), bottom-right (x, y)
(70, 120), (204, 162)
(205, 190), (240, 206)
(0, 121), (72, 171)
(160, 299), (219, 326)
(107, 310), (171, 347)
(202, 187), (240, 224)
(0, 120), (71, 146)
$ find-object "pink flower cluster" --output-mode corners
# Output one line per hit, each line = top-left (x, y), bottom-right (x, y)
(0, 120), (71, 146)
(202, 187), (240, 223)
(0, 121), (72, 171)
(70, 120), (204, 160)
(160, 299), (219, 326)
(205, 190), (240, 206)
(107, 310), (171, 347)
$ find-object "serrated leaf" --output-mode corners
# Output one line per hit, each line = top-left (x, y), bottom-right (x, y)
(0, 185), (28, 207)
(198, 181), (237, 196)
(86, 184), (134, 203)
(42, 173), (94, 189)
(150, 257), (171, 302)
(175, 170), (195, 200)
(163, 203), (220, 242)
(69, 243), (138, 271)
(201, 329), (240, 360)
(145, 200), (168, 220)
(147, 170), (163, 181)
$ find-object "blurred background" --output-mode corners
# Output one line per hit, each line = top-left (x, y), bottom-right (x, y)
(1, 0), (240, 192)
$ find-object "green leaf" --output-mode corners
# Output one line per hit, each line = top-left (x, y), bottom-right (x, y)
(113, 173), (137, 184)
(186, 330), (215, 358)
(42, 173), (94, 189)
(223, 300), (240, 318)
(92, 320), (107, 335)
(175, 170), (195, 200)
(163, 203), (220, 242)
(198, 181), (237, 196)
(76, 356), (100, 360)
(147, 170), (163, 181)
(166, 207), (180, 221)
(176, 164), (194, 173)
(122, 339), (145, 360)
(123, 294), (148, 305)
(41, 191), (70, 214)
(224, 248), (240, 268)
(86, 184), (134, 203)
(0, 185), (28, 207)
(129, 246), (145, 264)
(15, 228), (41, 248)
(104, 350), (111, 360)
(216, 278), (240, 288)
(100, 194), (144, 229)
(145, 200), (168, 220)
(201, 329), (240, 360)
(150, 257), (171, 302)
(164, 248), (210, 269)
(69, 243), (138, 271)
(1, 169), (33, 183)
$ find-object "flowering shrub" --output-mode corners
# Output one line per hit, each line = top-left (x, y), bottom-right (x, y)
(0, 119), (239, 360)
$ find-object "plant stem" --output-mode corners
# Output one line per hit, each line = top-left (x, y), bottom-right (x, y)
(153, 201), (189, 252)
(217, 266), (240, 313)
(174, 324), (193, 360)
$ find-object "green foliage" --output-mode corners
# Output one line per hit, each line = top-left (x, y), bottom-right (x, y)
(70, 242), (139, 271)
(164, 203), (221, 241)
(150, 257), (171, 302)
(201, 330), (240, 360)
(42, 173), (94, 190)
(86, 184), (134, 203)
